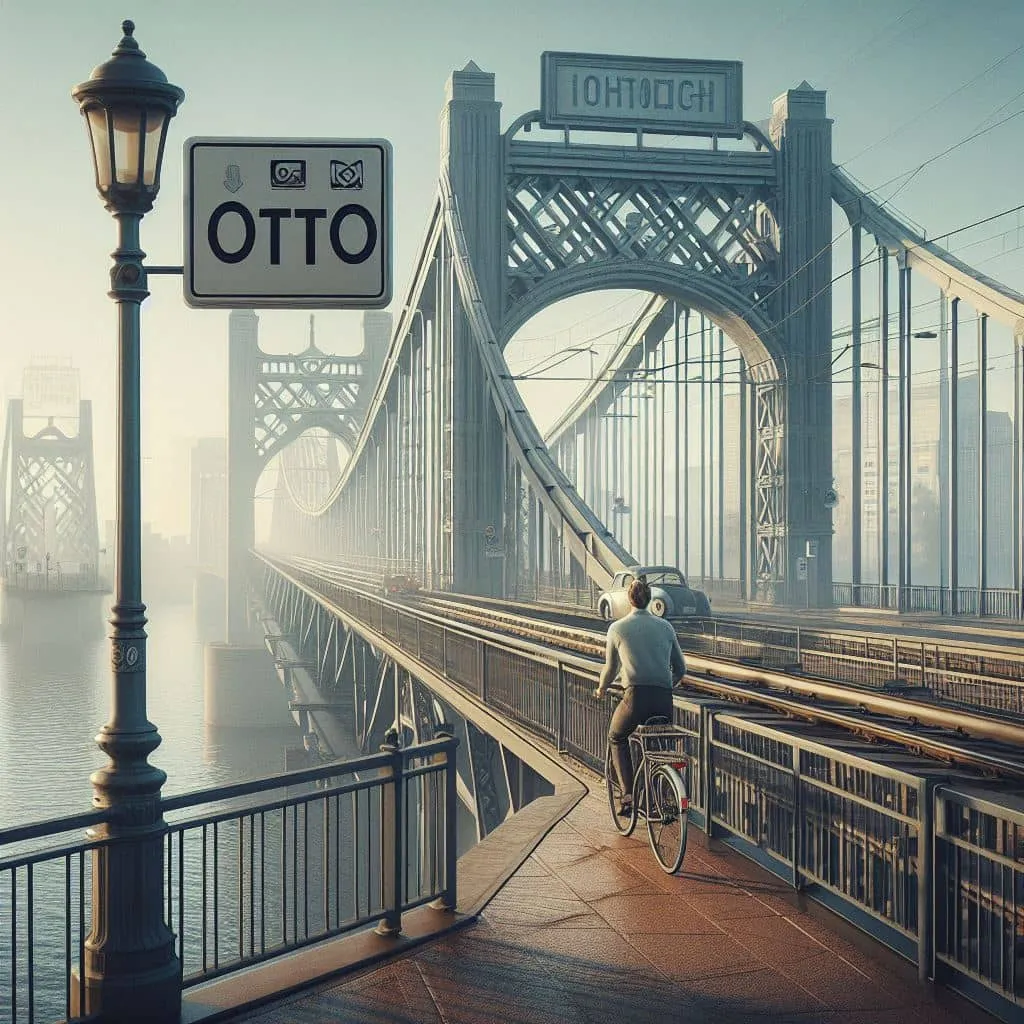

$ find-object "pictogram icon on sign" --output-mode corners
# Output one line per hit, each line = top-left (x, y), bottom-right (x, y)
(270, 159), (306, 188)
(223, 164), (243, 193)
(330, 159), (363, 189)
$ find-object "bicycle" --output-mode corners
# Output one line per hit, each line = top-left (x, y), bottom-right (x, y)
(603, 698), (690, 874)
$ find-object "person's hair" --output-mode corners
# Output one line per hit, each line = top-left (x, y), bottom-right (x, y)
(627, 578), (651, 609)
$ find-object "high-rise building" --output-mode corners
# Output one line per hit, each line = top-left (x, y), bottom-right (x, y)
(832, 374), (1015, 587)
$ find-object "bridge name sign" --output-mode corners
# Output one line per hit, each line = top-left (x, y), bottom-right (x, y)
(540, 52), (743, 139)
(184, 137), (392, 310)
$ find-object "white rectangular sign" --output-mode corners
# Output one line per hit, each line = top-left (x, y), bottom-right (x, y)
(541, 52), (743, 138)
(184, 137), (392, 309)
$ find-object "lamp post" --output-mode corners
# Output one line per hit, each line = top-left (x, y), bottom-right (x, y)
(71, 21), (184, 1022)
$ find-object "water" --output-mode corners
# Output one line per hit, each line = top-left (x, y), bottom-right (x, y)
(0, 591), (306, 1022)
(0, 595), (304, 824)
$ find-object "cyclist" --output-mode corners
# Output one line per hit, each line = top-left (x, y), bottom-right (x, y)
(594, 577), (686, 816)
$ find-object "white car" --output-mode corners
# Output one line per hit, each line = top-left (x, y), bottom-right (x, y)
(598, 565), (711, 621)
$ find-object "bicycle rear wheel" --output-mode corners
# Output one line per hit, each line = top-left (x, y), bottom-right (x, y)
(605, 743), (637, 836)
(646, 765), (689, 874)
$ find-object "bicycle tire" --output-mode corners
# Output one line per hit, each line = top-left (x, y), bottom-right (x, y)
(646, 764), (689, 874)
(605, 743), (637, 836)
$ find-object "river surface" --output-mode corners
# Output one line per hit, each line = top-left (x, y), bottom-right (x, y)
(0, 594), (304, 827)
(0, 591), (313, 1022)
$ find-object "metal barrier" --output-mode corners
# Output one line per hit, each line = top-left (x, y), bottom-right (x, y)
(263, 553), (1024, 1020)
(682, 617), (1024, 718)
(934, 785), (1024, 1020)
(834, 581), (1023, 620)
(0, 735), (457, 1024)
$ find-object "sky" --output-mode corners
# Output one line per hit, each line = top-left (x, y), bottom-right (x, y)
(1, 0), (1023, 540)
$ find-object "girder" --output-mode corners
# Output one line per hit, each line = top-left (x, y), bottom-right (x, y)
(260, 62), (1024, 615)
(1, 399), (99, 580)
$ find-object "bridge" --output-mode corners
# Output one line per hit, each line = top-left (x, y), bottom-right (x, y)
(4, 51), (1024, 1024)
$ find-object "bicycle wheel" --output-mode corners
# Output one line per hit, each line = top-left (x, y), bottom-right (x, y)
(605, 743), (637, 836)
(646, 765), (689, 874)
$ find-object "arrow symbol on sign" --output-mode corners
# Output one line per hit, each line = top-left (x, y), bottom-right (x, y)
(223, 164), (243, 193)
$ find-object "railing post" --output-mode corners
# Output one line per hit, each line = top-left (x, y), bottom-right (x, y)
(892, 636), (899, 682)
(375, 728), (404, 937)
(478, 639), (487, 702)
(556, 662), (566, 752)
(430, 726), (459, 913)
(918, 779), (935, 982)
(792, 743), (804, 891)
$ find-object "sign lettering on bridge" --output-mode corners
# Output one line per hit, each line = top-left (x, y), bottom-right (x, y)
(541, 52), (743, 138)
(184, 138), (392, 309)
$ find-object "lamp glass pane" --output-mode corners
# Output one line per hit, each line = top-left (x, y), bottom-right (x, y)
(86, 108), (113, 190)
(112, 109), (144, 185)
(142, 109), (167, 186)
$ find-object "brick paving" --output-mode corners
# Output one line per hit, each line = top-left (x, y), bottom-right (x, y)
(226, 790), (989, 1024)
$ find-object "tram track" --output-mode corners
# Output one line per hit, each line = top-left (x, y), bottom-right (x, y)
(274, 556), (1024, 778)
(408, 593), (1024, 779)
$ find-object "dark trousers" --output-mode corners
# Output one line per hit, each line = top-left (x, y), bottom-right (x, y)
(609, 685), (674, 799)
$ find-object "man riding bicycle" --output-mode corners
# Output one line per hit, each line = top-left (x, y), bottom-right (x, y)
(594, 577), (686, 816)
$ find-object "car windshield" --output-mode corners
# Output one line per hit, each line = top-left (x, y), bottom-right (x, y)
(639, 570), (684, 586)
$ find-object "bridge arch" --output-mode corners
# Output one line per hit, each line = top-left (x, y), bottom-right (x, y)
(498, 261), (781, 377)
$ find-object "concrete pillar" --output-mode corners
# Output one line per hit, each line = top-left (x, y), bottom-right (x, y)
(440, 62), (505, 595)
(226, 309), (261, 642)
(769, 83), (834, 606)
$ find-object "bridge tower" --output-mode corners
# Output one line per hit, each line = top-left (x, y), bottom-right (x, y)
(225, 310), (388, 642)
(0, 363), (100, 590)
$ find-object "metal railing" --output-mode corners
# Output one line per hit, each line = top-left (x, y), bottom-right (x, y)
(681, 617), (1024, 718)
(264, 553), (1024, 1020)
(0, 734), (457, 1024)
(834, 581), (1024, 620)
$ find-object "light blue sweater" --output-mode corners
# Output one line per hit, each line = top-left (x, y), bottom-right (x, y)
(597, 607), (686, 692)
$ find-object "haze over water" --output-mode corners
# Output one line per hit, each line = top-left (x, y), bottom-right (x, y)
(0, 594), (303, 827)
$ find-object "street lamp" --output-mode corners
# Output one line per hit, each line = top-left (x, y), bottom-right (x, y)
(71, 21), (184, 1023)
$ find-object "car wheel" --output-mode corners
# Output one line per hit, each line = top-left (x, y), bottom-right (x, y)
(600, 601), (612, 620)
(651, 598), (667, 617)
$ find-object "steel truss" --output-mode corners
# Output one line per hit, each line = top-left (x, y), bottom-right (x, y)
(260, 562), (518, 839)
(0, 399), (99, 581)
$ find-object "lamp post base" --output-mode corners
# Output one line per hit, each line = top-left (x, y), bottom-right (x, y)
(71, 957), (182, 1024)
(71, 822), (181, 1023)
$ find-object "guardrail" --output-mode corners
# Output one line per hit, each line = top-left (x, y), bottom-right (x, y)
(0, 734), (457, 1024)
(682, 617), (1024, 718)
(834, 582), (1023, 620)
(262, 552), (1024, 1021)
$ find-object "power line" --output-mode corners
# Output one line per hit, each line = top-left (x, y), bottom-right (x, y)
(838, 42), (1024, 167)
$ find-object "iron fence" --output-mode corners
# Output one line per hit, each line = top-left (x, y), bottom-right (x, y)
(681, 617), (1024, 718)
(262, 552), (1024, 1019)
(834, 582), (1023, 620)
(0, 735), (457, 1024)
(934, 785), (1024, 1020)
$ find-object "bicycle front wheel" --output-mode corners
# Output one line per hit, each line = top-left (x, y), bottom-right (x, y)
(605, 743), (637, 836)
(646, 765), (689, 874)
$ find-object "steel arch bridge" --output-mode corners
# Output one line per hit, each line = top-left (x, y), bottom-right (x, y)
(225, 56), (1023, 621)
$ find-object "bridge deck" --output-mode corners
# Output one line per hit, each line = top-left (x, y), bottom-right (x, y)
(221, 789), (987, 1024)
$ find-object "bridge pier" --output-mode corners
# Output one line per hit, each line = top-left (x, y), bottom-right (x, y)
(203, 639), (292, 728)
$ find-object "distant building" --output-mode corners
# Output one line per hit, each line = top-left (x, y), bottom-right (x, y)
(833, 374), (1014, 587)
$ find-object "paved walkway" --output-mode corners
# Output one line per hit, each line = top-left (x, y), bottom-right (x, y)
(226, 790), (988, 1024)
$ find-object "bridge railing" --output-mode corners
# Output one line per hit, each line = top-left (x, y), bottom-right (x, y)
(0, 734), (457, 1024)
(680, 617), (1024, 717)
(834, 582), (1023, 620)
(263, 554), (1024, 1018)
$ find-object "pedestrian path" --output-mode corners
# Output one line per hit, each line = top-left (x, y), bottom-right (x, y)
(222, 789), (990, 1024)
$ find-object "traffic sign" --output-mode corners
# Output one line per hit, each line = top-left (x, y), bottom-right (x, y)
(184, 137), (392, 309)
(796, 557), (808, 581)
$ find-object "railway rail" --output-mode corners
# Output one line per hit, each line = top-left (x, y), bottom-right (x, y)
(276, 556), (1024, 780)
